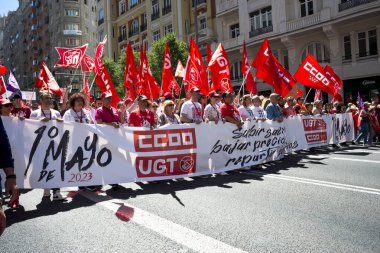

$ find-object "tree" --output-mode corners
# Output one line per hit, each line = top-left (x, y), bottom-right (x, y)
(103, 58), (124, 97)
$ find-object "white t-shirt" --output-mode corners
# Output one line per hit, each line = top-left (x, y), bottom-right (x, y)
(30, 109), (61, 120)
(63, 108), (91, 123)
(204, 104), (222, 121)
(180, 100), (203, 122)
(251, 106), (266, 120)
(238, 106), (254, 120)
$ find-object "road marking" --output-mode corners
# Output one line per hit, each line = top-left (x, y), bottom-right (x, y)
(339, 149), (380, 154)
(305, 155), (380, 164)
(243, 171), (380, 195)
(79, 191), (248, 253)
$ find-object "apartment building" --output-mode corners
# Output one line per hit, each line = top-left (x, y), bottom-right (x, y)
(216, 0), (380, 101)
(97, 0), (217, 61)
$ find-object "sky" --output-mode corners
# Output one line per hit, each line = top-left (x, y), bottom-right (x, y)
(1, 0), (19, 16)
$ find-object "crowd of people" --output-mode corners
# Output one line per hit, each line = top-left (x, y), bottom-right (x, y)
(1, 88), (380, 235)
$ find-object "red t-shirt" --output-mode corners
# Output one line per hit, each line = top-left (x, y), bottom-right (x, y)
(11, 107), (31, 118)
(128, 109), (156, 127)
(95, 106), (120, 123)
(220, 103), (241, 121)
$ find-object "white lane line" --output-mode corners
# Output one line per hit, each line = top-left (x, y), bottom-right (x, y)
(339, 149), (380, 154)
(243, 171), (380, 195)
(305, 155), (380, 164)
(79, 191), (248, 253)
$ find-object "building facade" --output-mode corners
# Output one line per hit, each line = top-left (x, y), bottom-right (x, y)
(215, 0), (380, 102)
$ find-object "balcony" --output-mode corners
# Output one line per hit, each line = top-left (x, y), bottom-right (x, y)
(98, 18), (104, 25)
(151, 12), (160, 21)
(249, 25), (273, 37)
(129, 29), (139, 38)
(63, 30), (83, 36)
(286, 12), (321, 32)
(338, 0), (378, 12)
(192, 0), (207, 8)
(140, 23), (147, 32)
(216, 0), (238, 16)
(356, 50), (378, 59)
(162, 5), (172, 15)
(223, 36), (242, 50)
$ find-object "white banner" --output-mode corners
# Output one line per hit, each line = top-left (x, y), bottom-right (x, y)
(21, 91), (36, 101)
(1, 113), (354, 189)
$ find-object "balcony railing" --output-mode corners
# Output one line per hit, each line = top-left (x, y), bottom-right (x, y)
(98, 18), (104, 25)
(356, 50), (378, 58)
(140, 23), (147, 32)
(192, 0), (207, 7)
(286, 12), (321, 32)
(338, 0), (378, 12)
(216, 0), (238, 15)
(162, 5), (172, 15)
(151, 12), (160, 21)
(119, 35), (127, 42)
(129, 29), (139, 38)
(249, 25), (273, 37)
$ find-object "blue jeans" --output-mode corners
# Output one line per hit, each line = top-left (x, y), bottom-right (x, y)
(355, 122), (369, 144)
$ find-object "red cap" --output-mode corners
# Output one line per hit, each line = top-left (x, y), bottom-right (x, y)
(100, 91), (112, 99)
(208, 91), (220, 97)
(189, 87), (200, 93)
(124, 98), (133, 105)
(163, 92), (172, 98)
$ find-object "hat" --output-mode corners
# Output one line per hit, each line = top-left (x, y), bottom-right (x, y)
(124, 98), (133, 105)
(10, 92), (22, 100)
(163, 92), (173, 99)
(0, 99), (12, 105)
(222, 91), (233, 98)
(208, 91), (220, 97)
(368, 105), (376, 112)
(100, 91), (112, 99)
(137, 95), (148, 101)
(296, 97), (305, 101)
(189, 87), (200, 93)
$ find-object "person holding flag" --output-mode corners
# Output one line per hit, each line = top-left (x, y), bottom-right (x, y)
(95, 91), (120, 128)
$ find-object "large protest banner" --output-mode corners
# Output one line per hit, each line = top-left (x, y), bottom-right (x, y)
(1, 113), (354, 189)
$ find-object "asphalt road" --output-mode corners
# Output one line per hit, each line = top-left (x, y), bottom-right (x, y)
(1, 145), (380, 253)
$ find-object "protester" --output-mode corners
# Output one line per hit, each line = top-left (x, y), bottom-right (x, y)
(0, 99), (12, 116)
(31, 102), (39, 111)
(10, 92), (31, 118)
(30, 91), (66, 200)
(199, 92), (207, 114)
(278, 97), (285, 109)
(312, 100), (323, 115)
(128, 95), (156, 129)
(180, 87), (203, 124)
(368, 105), (380, 145)
(158, 100), (181, 126)
(294, 97), (307, 115)
(266, 93), (284, 122)
(305, 103), (314, 116)
(95, 91), (120, 128)
(322, 103), (333, 114)
(251, 95), (267, 121)
(0, 116), (19, 236)
(220, 91), (243, 129)
(117, 101), (128, 125)
(354, 104), (370, 146)
(238, 95), (254, 121)
(283, 96), (296, 117)
(204, 91), (222, 124)
(63, 93), (91, 123)
(330, 101), (340, 114)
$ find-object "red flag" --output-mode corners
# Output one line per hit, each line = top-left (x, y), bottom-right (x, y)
(0, 77), (6, 96)
(253, 39), (296, 97)
(314, 89), (322, 101)
(124, 43), (138, 99)
(206, 43), (213, 65)
(242, 40), (257, 95)
(188, 38), (209, 94)
(94, 35), (108, 74)
(208, 43), (233, 93)
(183, 57), (202, 92)
(54, 44), (88, 68)
(35, 62), (63, 96)
(0, 65), (8, 75)
(175, 60), (185, 78)
(81, 54), (96, 73)
(161, 42), (180, 96)
(296, 88), (304, 98)
(294, 54), (335, 95)
(95, 66), (121, 107)
(324, 65), (342, 94)
(83, 74), (90, 105)
(138, 45), (160, 100)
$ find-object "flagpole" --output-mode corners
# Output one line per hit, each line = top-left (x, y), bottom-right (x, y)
(304, 88), (313, 101)
(237, 65), (251, 97)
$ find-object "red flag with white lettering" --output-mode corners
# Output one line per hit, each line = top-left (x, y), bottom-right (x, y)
(293, 54), (335, 95)
(35, 62), (63, 96)
(54, 44), (88, 68)
(138, 46), (160, 100)
(183, 57), (201, 92)
(324, 65), (342, 94)
(83, 74), (90, 106)
(161, 42), (180, 96)
(189, 38), (209, 94)
(252, 38), (270, 69)
(206, 42), (213, 65)
(81, 54), (96, 73)
(94, 35), (107, 74)
(314, 89), (322, 101)
(124, 42), (138, 99)
(95, 66), (121, 107)
(0, 76), (6, 96)
(208, 43), (233, 93)
(242, 40), (257, 95)
(175, 60), (185, 78)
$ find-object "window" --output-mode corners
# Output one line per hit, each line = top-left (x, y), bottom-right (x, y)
(121, 25), (126, 38)
(153, 30), (161, 41)
(301, 43), (330, 63)
(152, 0), (159, 14)
(99, 9), (104, 20)
(300, 0), (313, 17)
(119, 0), (126, 15)
(164, 24), (173, 35)
(65, 9), (79, 16)
(66, 38), (80, 46)
(343, 35), (351, 60)
(230, 61), (243, 81)
(357, 29), (378, 57)
(64, 23), (79, 30)
(230, 24), (240, 39)
(250, 6), (272, 31)
(199, 17), (206, 31)
(130, 0), (138, 8)
(130, 19), (139, 36)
